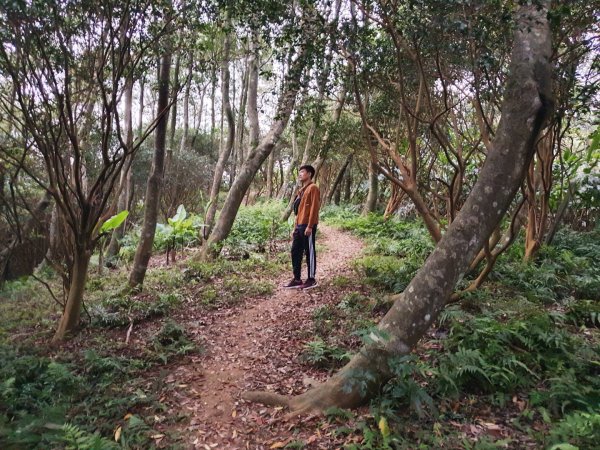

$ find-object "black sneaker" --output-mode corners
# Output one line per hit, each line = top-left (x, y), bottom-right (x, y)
(300, 278), (318, 290)
(283, 279), (303, 289)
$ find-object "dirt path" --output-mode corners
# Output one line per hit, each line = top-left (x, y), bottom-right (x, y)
(164, 224), (365, 449)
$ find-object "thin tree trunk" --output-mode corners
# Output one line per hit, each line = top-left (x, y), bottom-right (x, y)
(166, 53), (180, 170)
(210, 65), (216, 154)
(244, 0), (553, 412)
(326, 153), (353, 204)
(312, 88), (347, 179)
(52, 246), (91, 342)
(107, 75), (134, 260)
(362, 160), (378, 215)
(266, 151), (275, 198)
(233, 53), (250, 183)
(247, 32), (260, 151)
(343, 162), (352, 203)
(277, 128), (299, 200)
(545, 181), (574, 245)
(128, 53), (172, 289)
(128, 78), (145, 211)
(204, 30), (235, 238)
(179, 57), (193, 154)
(202, 48), (307, 258)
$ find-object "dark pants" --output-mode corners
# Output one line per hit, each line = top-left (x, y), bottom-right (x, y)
(291, 224), (317, 280)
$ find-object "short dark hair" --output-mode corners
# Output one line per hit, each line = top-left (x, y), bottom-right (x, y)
(299, 164), (316, 178)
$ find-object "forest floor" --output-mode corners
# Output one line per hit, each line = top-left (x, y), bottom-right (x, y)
(161, 224), (368, 449)
(2, 208), (597, 449)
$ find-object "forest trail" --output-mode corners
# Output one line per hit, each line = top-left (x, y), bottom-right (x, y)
(165, 225), (365, 449)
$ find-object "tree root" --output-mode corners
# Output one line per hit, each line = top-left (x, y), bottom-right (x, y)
(242, 376), (368, 419)
(242, 391), (290, 408)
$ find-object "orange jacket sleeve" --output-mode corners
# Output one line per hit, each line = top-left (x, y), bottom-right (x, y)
(307, 185), (320, 228)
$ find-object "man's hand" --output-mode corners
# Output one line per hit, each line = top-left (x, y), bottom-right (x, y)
(304, 227), (313, 237)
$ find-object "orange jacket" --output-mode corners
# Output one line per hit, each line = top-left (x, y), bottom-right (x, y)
(294, 182), (320, 228)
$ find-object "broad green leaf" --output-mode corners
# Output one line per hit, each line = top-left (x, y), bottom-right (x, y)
(100, 210), (129, 233)
(172, 204), (187, 223)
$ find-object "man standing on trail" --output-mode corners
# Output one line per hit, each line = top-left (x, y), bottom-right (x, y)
(284, 165), (321, 290)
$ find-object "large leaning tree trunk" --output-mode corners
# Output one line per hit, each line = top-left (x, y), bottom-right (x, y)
(200, 48), (308, 259)
(244, 1), (554, 413)
(128, 52), (172, 289)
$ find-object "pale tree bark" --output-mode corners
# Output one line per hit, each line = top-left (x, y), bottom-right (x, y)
(129, 78), (145, 211)
(277, 127), (300, 200)
(312, 88), (347, 179)
(545, 181), (575, 245)
(128, 52), (172, 289)
(179, 57), (193, 154)
(166, 53), (180, 170)
(244, 0), (553, 413)
(106, 75), (135, 260)
(233, 50), (250, 183)
(201, 48), (308, 259)
(204, 29), (235, 238)
(210, 65), (217, 152)
(266, 151), (275, 198)
(362, 160), (378, 215)
(247, 32), (260, 152)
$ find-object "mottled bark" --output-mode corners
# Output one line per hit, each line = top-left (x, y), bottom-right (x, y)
(244, 1), (553, 413)
(233, 51), (250, 183)
(266, 151), (275, 198)
(128, 53), (172, 288)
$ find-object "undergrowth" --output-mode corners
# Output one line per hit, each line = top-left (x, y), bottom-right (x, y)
(0, 202), (291, 448)
(321, 206), (600, 449)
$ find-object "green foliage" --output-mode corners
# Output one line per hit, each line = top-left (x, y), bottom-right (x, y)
(118, 205), (205, 261)
(323, 208), (433, 293)
(55, 423), (118, 450)
(91, 293), (181, 328)
(99, 210), (129, 234)
(301, 338), (351, 369)
(493, 228), (600, 303)
(377, 355), (436, 419)
(548, 411), (600, 449)
(223, 201), (290, 257)
(151, 320), (196, 363)
(322, 211), (600, 448)
(355, 255), (418, 293)
(566, 299), (600, 328)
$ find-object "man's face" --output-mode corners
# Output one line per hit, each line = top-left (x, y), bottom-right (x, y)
(298, 169), (311, 182)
